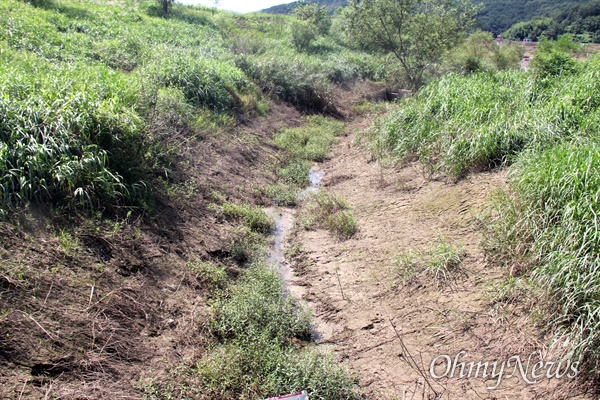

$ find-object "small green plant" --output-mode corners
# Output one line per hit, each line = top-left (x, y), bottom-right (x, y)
(266, 183), (298, 207)
(56, 229), (80, 255)
(277, 158), (311, 187)
(303, 191), (357, 239)
(230, 226), (266, 263)
(274, 116), (344, 162)
(391, 239), (467, 288)
(221, 202), (274, 234)
(187, 259), (229, 289)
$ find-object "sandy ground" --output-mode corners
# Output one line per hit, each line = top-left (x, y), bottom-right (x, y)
(287, 126), (591, 399)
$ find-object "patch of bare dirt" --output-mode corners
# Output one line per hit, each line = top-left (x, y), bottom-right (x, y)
(291, 124), (592, 399)
(0, 102), (305, 399)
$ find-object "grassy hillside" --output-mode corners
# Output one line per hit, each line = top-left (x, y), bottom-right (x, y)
(370, 48), (600, 378)
(0, 0), (387, 398)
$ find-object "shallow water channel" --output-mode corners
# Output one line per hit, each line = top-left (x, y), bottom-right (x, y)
(264, 166), (323, 298)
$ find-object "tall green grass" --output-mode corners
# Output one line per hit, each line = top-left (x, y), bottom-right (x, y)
(373, 49), (600, 378)
(371, 54), (600, 177)
(0, 0), (389, 215)
(485, 143), (600, 375)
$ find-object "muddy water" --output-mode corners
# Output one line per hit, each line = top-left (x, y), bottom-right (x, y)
(264, 166), (324, 298)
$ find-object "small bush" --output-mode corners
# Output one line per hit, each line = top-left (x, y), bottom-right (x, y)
(290, 20), (317, 52)
(532, 50), (579, 79)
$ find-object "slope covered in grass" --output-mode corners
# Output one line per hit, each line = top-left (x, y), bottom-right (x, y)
(371, 50), (600, 378)
(0, 0), (387, 216)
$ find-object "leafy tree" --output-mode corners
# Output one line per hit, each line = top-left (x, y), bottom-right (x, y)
(294, 1), (332, 35)
(342, 0), (479, 89)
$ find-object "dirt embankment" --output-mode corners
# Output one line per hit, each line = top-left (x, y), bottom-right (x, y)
(0, 103), (304, 399)
(288, 119), (592, 399)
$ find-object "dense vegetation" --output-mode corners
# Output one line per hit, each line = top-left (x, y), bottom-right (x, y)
(476, 0), (589, 35)
(0, 0), (387, 397)
(504, 0), (600, 42)
(0, 0), (390, 217)
(370, 43), (600, 377)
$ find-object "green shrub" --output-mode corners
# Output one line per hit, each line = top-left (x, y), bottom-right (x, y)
(532, 49), (579, 78)
(290, 20), (317, 52)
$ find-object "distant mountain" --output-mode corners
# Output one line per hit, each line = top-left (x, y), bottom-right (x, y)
(503, 0), (600, 42)
(262, 0), (589, 36)
(262, 0), (347, 15)
(477, 0), (589, 35)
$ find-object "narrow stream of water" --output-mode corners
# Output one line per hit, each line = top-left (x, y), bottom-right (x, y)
(264, 166), (323, 296)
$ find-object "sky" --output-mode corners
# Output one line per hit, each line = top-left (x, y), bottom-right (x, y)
(177, 0), (296, 14)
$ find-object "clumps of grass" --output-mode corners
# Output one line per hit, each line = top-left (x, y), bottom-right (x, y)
(187, 259), (229, 290)
(220, 202), (274, 234)
(196, 339), (358, 400)
(230, 226), (265, 263)
(275, 115), (345, 162)
(210, 264), (311, 341)
(303, 191), (357, 239)
(266, 183), (298, 207)
(483, 143), (600, 376)
(195, 263), (357, 399)
(370, 55), (600, 178)
(277, 158), (312, 187)
(392, 239), (467, 288)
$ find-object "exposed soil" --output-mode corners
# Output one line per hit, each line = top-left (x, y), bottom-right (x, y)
(288, 119), (593, 399)
(0, 102), (305, 399)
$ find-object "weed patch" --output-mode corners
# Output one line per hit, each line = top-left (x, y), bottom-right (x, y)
(275, 115), (345, 162)
(392, 239), (467, 288)
(303, 191), (357, 239)
(221, 202), (275, 234)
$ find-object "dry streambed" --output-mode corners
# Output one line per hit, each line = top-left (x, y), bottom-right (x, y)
(269, 132), (590, 399)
